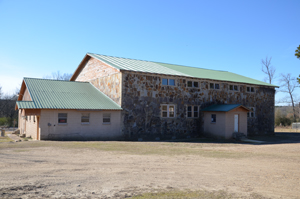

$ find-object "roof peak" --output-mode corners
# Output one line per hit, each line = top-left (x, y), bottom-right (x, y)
(87, 53), (228, 73)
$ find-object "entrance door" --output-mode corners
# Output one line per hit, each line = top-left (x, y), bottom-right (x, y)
(234, 114), (239, 132)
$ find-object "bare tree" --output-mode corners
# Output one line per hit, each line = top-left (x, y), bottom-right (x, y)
(261, 56), (276, 84)
(43, 71), (72, 81)
(279, 73), (299, 121)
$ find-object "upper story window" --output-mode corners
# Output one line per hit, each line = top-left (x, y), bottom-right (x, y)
(187, 81), (199, 88)
(187, 105), (199, 118)
(81, 113), (90, 123)
(162, 78), (175, 86)
(247, 107), (255, 118)
(229, 85), (239, 91)
(161, 104), (175, 118)
(58, 113), (67, 124)
(210, 83), (220, 90)
(247, 86), (255, 93)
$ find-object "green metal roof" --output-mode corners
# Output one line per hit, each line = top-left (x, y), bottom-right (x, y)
(88, 53), (278, 87)
(201, 104), (250, 112)
(16, 78), (122, 110)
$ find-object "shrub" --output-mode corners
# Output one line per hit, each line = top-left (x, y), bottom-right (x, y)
(0, 117), (8, 126)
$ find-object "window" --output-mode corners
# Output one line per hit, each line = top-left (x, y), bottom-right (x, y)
(210, 83), (220, 90)
(187, 105), (199, 118)
(58, 113), (67, 124)
(81, 113), (90, 123)
(247, 86), (255, 93)
(161, 104), (175, 118)
(103, 113), (111, 123)
(187, 81), (199, 88)
(33, 116), (36, 123)
(162, 78), (175, 86)
(247, 107), (255, 118)
(211, 114), (216, 123)
(229, 85), (239, 91)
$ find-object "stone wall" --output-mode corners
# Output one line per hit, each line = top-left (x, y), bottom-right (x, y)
(75, 57), (122, 105)
(121, 71), (275, 140)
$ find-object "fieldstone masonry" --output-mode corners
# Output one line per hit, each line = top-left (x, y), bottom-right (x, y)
(74, 58), (275, 140)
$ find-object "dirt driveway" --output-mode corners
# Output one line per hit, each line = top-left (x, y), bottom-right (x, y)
(0, 134), (300, 198)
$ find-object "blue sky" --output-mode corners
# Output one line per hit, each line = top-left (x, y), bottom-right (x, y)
(0, 0), (299, 104)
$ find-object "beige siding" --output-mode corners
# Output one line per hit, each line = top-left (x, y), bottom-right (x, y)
(24, 115), (38, 139)
(39, 109), (122, 140)
(203, 112), (226, 139)
(225, 108), (248, 138)
(22, 88), (32, 101)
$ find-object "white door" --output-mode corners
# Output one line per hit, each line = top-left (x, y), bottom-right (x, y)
(234, 114), (239, 132)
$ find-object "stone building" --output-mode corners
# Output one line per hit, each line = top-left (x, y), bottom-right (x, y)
(68, 53), (277, 140)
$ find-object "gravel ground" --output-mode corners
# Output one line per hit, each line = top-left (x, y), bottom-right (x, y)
(0, 134), (300, 198)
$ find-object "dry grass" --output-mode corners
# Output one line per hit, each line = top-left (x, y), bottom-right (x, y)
(131, 189), (269, 199)
(0, 132), (13, 143)
(275, 126), (300, 132)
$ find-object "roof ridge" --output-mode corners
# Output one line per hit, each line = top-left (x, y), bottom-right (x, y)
(88, 52), (228, 72)
(24, 77), (90, 83)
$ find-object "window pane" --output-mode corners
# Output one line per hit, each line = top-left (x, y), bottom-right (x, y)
(58, 113), (67, 118)
(169, 112), (174, 117)
(81, 113), (90, 123)
(230, 85), (233, 90)
(194, 112), (198, 118)
(162, 106), (167, 111)
(187, 106), (192, 111)
(169, 79), (175, 86)
(234, 85), (238, 91)
(251, 112), (254, 117)
(210, 83), (214, 89)
(187, 81), (192, 87)
(215, 84), (220, 89)
(103, 118), (110, 123)
(162, 78), (168, 85)
(187, 112), (192, 117)
(169, 106), (174, 112)
(211, 114), (216, 122)
(247, 112), (250, 117)
(162, 112), (168, 117)
(194, 82), (199, 87)
(251, 87), (255, 92)
(194, 106), (198, 112)
(58, 113), (67, 123)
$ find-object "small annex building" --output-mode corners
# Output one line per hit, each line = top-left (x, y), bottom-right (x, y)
(16, 78), (122, 140)
(202, 104), (250, 139)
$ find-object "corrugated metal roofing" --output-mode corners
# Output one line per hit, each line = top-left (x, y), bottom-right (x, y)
(201, 104), (250, 112)
(88, 53), (278, 87)
(16, 78), (122, 110)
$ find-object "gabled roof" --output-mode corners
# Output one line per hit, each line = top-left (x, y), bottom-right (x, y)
(71, 53), (278, 87)
(201, 104), (250, 112)
(16, 78), (122, 110)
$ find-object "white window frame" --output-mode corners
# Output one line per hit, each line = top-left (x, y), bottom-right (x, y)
(58, 113), (68, 124)
(161, 104), (176, 118)
(103, 113), (111, 124)
(247, 86), (255, 93)
(187, 81), (199, 88)
(162, 78), (175, 86)
(186, 105), (199, 118)
(229, 84), (239, 91)
(209, 82), (220, 90)
(247, 107), (255, 118)
(81, 113), (90, 124)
